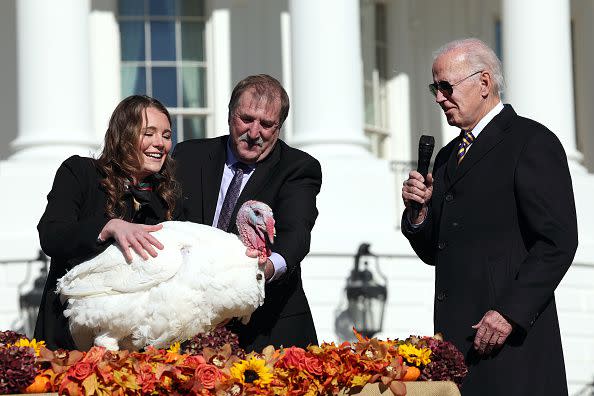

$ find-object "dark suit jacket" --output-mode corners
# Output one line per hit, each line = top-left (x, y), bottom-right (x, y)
(173, 136), (321, 352)
(402, 105), (578, 396)
(35, 155), (169, 350)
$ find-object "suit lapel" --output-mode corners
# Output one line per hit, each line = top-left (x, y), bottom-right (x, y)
(202, 137), (227, 226)
(449, 105), (516, 188)
(445, 140), (459, 188)
(227, 141), (282, 233)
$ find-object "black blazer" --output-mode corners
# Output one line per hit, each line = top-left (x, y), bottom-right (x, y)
(403, 105), (578, 396)
(173, 136), (322, 352)
(34, 156), (169, 350)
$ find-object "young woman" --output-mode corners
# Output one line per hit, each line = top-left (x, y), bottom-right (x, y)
(35, 95), (179, 350)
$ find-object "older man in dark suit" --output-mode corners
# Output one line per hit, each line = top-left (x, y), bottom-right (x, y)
(401, 38), (578, 395)
(173, 74), (321, 353)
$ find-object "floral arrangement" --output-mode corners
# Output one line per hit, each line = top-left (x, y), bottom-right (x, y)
(0, 328), (467, 395)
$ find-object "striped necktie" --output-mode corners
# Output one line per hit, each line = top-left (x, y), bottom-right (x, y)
(457, 130), (475, 164)
(216, 162), (250, 231)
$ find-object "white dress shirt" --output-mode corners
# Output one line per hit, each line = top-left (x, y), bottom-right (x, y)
(409, 101), (504, 228)
(463, 101), (504, 153)
(212, 142), (287, 282)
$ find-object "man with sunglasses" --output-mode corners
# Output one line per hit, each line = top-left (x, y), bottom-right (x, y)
(401, 38), (577, 396)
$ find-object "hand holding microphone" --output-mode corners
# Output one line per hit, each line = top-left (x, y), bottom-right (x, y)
(402, 135), (435, 224)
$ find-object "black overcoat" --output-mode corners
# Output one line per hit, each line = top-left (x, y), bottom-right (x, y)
(173, 136), (321, 352)
(402, 105), (578, 396)
(34, 155), (169, 350)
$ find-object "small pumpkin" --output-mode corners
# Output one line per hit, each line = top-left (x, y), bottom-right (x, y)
(401, 366), (421, 381)
(23, 373), (51, 393)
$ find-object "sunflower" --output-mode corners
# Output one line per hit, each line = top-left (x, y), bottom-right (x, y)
(166, 341), (181, 354)
(10, 338), (46, 356)
(230, 356), (273, 387)
(398, 343), (432, 367)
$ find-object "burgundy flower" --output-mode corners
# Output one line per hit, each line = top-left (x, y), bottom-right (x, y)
(0, 345), (38, 394)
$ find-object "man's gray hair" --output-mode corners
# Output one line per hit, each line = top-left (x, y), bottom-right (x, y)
(434, 38), (505, 96)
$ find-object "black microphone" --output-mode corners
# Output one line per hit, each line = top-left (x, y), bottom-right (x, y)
(410, 135), (435, 220)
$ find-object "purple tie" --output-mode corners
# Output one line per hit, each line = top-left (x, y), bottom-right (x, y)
(217, 163), (249, 230)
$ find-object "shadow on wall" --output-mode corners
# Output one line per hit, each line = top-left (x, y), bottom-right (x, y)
(573, 379), (594, 396)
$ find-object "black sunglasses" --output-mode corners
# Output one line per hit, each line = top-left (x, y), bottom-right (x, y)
(428, 70), (483, 96)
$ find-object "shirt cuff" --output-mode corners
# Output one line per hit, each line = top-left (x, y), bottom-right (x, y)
(267, 252), (287, 283)
(407, 212), (426, 228)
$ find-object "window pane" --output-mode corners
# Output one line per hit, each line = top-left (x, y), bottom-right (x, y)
(183, 116), (206, 140)
(152, 67), (177, 107)
(150, 21), (176, 61)
(179, 0), (204, 16)
(121, 66), (147, 97)
(181, 21), (204, 61)
(181, 66), (206, 107)
(120, 21), (145, 61)
(149, 0), (175, 16)
(376, 47), (387, 80)
(119, 0), (145, 16)
(375, 4), (386, 41)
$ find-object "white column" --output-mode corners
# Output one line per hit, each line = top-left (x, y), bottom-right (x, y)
(502, 0), (581, 165)
(208, 4), (232, 137)
(289, 0), (369, 156)
(90, 8), (121, 143)
(11, 0), (97, 160)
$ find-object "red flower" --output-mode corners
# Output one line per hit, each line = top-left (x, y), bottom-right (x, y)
(304, 355), (323, 376)
(195, 364), (222, 389)
(69, 361), (94, 381)
(277, 347), (306, 370)
(184, 355), (206, 368)
(82, 346), (106, 365)
(138, 365), (157, 393)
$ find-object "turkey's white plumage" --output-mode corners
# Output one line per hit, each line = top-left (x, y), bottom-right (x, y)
(57, 220), (266, 351)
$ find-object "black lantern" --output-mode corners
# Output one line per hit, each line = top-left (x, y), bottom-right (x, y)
(19, 251), (48, 337)
(345, 243), (388, 338)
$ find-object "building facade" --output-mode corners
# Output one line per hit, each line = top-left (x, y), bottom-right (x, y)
(1, 0), (593, 393)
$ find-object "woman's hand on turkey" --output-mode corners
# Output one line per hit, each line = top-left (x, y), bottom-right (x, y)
(100, 219), (164, 263)
(402, 170), (433, 224)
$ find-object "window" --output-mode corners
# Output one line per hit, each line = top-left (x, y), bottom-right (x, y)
(361, 1), (390, 158)
(118, 0), (208, 143)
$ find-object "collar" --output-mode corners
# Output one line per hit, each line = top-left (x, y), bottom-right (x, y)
(469, 101), (504, 138)
(225, 139), (256, 171)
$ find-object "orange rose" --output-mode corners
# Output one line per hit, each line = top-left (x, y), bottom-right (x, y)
(278, 347), (307, 370)
(82, 346), (106, 365)
(304, 356), (323, 376)
(184, 355), (206, 368)
(196, 364), (222, 389)
(70, 361), (94, 381)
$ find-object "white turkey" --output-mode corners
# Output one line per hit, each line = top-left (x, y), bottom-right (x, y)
(56, 200), (275, 351)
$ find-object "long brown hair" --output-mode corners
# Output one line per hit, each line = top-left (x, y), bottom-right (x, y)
(96, 95), (179, 220)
